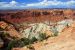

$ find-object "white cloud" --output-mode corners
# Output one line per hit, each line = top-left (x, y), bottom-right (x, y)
(26, 0), (49, 7)
(26, 0), (75, 7)
(0, 0), (18, 8)
(66, 0), (75, 5)
(26, 0), (63, 7)
(0, 0), (75, 9)
(9, 0), (18, 6)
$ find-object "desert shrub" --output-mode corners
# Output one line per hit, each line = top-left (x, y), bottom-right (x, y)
(38, 33), (47, 41)
(29, 37), (37, 44)
(54, 31), (58, 36)
(27, 45), (35, 50)
(6, 32), (48, 50)
(50, 26), (58, 36)
(21, 38), (30, 45)
(7, 38), (30, 50)
(7, 37), (37, 50)
(7, 40), (16, 50)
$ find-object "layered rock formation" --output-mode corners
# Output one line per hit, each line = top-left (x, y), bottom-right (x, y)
(0, 9), (75, 50)
(14, 20), (75, 50)
(0, 9), (75, 23)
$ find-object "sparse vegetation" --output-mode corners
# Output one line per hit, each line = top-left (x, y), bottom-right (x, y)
(30, 37), (37, 44)
(6, 37), (37, 50)
(54, 31), (58, 36)
(50, 26), (58, 36)
(38, 33), (47, 41)
(6, 32), (48, 50)
(27, 45), (35, 50)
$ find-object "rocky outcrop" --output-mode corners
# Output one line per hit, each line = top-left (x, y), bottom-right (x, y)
(0, 21), (22, 39)
(19, 19), (73, 39)
(0, 9), (75, 50)
(15, 20), (75, 50)
(0, 21), (23, 50)
(20, 23), (53, 39)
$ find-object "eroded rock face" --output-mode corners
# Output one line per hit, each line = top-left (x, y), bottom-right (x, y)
(0, 19), (72, 50)
(19, 19), (73, 39)
(0, 21), (22, 50)
(20, 23), (53, 39)
(0, 21), (22, 39)
(16, 21), (75, 50)
(1, 9), (75, 50)
(0, 21), (8, 29)
(0, 9), (75, 23)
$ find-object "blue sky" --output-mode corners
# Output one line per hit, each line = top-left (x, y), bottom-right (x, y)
(0, 0), (75, 9)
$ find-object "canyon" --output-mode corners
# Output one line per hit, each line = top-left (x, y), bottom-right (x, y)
(0, 9), (75, 50)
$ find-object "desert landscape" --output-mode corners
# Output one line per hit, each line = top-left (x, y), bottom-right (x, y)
(0, 9), (75, 50)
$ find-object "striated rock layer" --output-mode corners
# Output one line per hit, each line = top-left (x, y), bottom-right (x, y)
(14, 21), (75, 50)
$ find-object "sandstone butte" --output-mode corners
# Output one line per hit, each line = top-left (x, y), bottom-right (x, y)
(12, 22), (75, 50)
